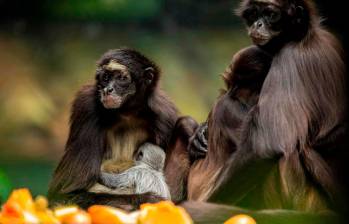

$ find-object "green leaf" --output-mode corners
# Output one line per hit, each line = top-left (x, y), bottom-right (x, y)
(0, 169), (12, 204)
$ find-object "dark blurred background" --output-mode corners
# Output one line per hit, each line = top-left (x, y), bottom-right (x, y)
(0, 0), (347, 202)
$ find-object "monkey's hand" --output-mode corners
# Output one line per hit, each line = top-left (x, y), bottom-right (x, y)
(188, 122), (208, 161)
(99, 172), (132, 189)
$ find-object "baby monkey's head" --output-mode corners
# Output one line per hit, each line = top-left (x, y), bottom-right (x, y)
(136, 143), (166, 171)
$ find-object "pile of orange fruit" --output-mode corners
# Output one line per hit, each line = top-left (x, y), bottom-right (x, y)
(0, 189), (256, 224)
(0, 188), (192, 224)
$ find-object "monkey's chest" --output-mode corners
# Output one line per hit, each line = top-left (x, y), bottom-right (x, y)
(102, 118), (150, 171)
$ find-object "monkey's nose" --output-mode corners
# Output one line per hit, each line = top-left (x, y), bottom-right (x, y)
(104, 86), (114, 94)
(256, 21), (263, 28)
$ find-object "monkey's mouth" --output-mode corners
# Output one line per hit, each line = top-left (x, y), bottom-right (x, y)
(250, 35), (270, 46)
(101, 95), (123, 109)
(248, 31), (270, 46)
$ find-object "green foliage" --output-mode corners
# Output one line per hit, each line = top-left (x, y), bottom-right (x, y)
(0, 169), (12, 204)
(0, 160), (54, 198)
(44, 0), (162, 21)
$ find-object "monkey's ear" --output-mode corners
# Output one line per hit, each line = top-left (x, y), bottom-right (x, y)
(144, 67), (155, 85)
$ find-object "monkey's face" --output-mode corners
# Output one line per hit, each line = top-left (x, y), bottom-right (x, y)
(136, 143), (165, 171)
(239, 0), (284, 46)
(96, 60), (136, 109)
(238, 0), (309, 46)
(96, 48), (159, 109)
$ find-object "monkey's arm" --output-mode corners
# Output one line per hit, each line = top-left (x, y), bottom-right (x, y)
(148, 89), (179, 148)
(99, 172), (134, 189)
(48, 85), (106, 196)
(188, 90), (251, 162)
(164, 116), (199, 202)
(209, 106), (281, 205)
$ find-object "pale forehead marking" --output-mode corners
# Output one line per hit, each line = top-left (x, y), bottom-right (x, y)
(104, 60), (127, 71)
(253, 0), (279, 5)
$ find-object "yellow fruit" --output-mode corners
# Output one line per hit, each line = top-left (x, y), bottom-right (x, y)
(36, 210), (60, 224)
(139, 201), (193, 224)
(34, 195), (49, 211)
(88, 205), (139, 224)
(224, 214), (256, 224)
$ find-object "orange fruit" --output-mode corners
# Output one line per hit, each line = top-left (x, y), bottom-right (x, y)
(36, 211), (60, 224)
(34, 195), (60, 224)
(224, 214), (256, 224)
(54, 206), (91, 224)
(34, 195), (49, 211)
(4, 188), (35, 212)
(139, 201), (193, 224)
(88, 205), (139, 224)
(0, 188), (40, 224)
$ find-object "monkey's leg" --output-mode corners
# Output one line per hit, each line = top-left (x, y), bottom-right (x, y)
(88, 183), (134, 195)
(91, 184), (135, 195)
(164, 116), (198, 203)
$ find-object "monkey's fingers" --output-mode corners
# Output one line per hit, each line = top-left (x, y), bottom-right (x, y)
(188, 138), (208, 161)
(193, 139), (208, 154)
(197, 125), (208, 147)
(188, 123), (209, 160)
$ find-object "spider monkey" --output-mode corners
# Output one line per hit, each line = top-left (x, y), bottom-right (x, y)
(166, 45), (272, 202)
(48, 48), (182, 210)
(189, 45), (272, 158)
(185, 0), (347, 220)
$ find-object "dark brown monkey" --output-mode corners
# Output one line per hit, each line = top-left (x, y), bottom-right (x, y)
(187, 45), (272, 201)
(164, 116), (199, 203)
(48, 48), (180, 209)
(188, 45), (272, 161)
(165, 46), (272, 203)
(222, 46), (272, 108)
(187, 0), (347, 214)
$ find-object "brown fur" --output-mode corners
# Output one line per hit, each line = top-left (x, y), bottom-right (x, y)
(164, 116), (199, 203)
(208, 0), (346, 211)
(101, 160), (135, 174)
(188, 46), (272, 201)
(48, 49), (179, 209)
(186, 0), (346, 212)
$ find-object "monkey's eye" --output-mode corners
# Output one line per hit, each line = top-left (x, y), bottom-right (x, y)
(137, 151), (144, 160)
(116, 74), (131, 84)
(264, 9), (281, 23)
(243, 8), (259, 25)
(102, 73), (111, 82)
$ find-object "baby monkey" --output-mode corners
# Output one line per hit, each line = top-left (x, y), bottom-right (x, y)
(89, 143), (171, 200)
(224, 45), (272, 108)
(189, 46), (272, 155)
